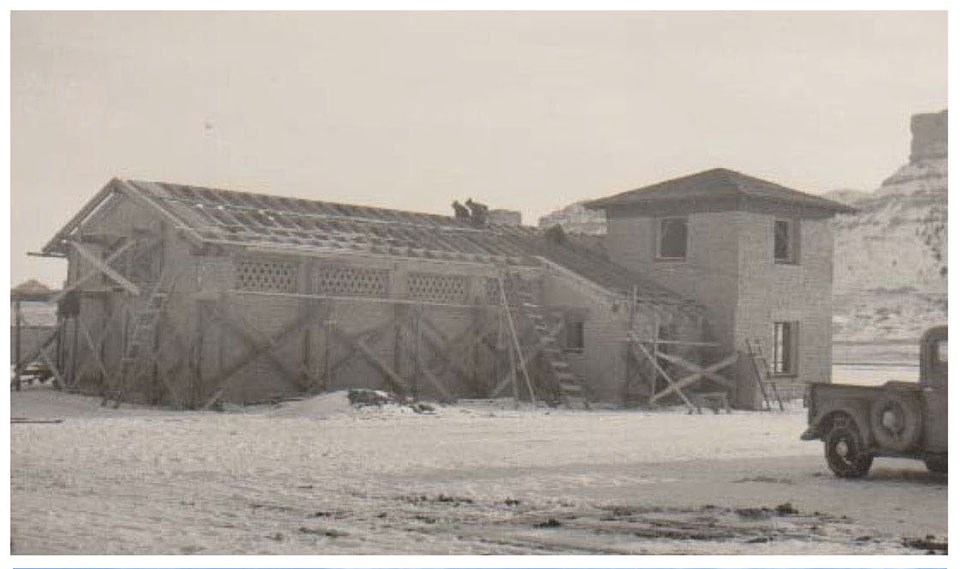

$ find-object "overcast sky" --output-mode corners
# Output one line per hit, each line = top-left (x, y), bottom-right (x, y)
(11, 11), (947, 287)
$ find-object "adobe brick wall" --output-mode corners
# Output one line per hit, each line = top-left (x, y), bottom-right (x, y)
(59, 191), (707, 407)
(732, 214), (833, 407)
(606, 210), (741, 350)
(541, 272), (632, 401)
(605, 208), (835, 409)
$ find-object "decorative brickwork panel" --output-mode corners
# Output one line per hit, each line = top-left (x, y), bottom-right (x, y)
(485, 276), (523, 305)
(315, 266), (389, 297)
(235, 259), (299, 293)
(409, 273), (467, 304)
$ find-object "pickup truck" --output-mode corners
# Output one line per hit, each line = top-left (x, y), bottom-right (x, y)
(802, 326), (947, 478)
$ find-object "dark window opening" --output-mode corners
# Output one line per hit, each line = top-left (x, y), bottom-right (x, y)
(774, 219), (798, 263)
(566, 320), (585, 352)
(657, 218), (688, 260)
(773, 321), (798, 375)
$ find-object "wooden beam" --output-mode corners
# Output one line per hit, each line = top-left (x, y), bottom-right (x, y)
(419, 315), (482, 387)
(497, 274), (536, 404)
(79, 319), (116, 390)
(68, 240), (140, 296)
(14, 326), (60, 368)
(114, 179), (204, 247)
(628, 333), (695, 409)
(37, 346), (65, 390)
(417, 312), (493, 398)
(53, 239), (138, 302)
(42, 181), (118, 254)
(201, 302), (326, 408)
(489, 321), (562, 397)
(325, 326), (391, 377)
(418, 366), (453, 400)
(329, 322), (408, 393)
(650, 354), (738, 404)
(652, 340), (721, 347)
(656, 352), (737, 389)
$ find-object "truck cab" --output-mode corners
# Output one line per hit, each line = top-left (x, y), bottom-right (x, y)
(802, 326), (947, 477)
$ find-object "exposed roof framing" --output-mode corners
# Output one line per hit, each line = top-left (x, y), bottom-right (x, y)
(43, 178), (702, 310)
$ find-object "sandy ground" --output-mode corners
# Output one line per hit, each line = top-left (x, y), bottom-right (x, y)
(10, 365), (946, 555)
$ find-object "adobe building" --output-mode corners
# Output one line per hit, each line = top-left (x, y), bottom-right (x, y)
(585, 168), (856, 408)
(35, 178), (707, 409)
(31, 169), (850, 410)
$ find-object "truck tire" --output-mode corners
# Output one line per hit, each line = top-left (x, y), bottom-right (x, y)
(925, 456), (947, 474)
(825, 425), (874, 478)
(870, 394), (922, 452)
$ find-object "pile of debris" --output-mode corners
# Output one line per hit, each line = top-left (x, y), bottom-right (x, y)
(347, 389), (435, 414)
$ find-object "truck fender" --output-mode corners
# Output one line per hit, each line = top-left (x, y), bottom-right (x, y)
(809, 399), (874, 446)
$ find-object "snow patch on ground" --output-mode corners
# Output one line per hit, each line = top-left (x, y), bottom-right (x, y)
(10, 364), (945, 555)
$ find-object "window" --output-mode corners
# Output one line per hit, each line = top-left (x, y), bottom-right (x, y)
(657, 217), (688, 260)
(773, 321), (798, 375)
(932, 339), (948, 377)
(565, 319), (585, 352)
(937, 340), (948, 363)
(774, 219), (798, 264)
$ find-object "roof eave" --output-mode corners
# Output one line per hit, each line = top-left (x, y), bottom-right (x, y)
(41, 178), (123, 255)
(40, 177), (207, 256)
(579, 194), (858, 215)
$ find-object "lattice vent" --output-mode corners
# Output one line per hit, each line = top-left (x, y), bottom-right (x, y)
(408, 273), (468, 304)
(485, 277), (522, 305)
(315, 266), (389, 297)
(235, 259), (299, 292)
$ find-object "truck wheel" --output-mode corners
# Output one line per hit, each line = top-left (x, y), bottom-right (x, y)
(825, 426), (873, 478)
(870, 394), (922, 452)
(925, 456), (947, 474)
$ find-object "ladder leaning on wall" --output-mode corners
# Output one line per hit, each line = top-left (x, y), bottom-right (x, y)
(101, 278), (172, 409)
(744, 339), (785, 412)
(497, 270), (589, 409)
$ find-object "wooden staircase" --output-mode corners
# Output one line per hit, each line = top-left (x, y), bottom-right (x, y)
(744, 339), (784, 411)
(500, 272), (589, 409)
(102, 280), (170, 408)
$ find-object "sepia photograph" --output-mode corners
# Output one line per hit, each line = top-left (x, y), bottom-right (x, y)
(8, 8), (948, 556)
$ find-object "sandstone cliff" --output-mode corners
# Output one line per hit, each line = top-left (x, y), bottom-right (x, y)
(832, 110), (947, 341)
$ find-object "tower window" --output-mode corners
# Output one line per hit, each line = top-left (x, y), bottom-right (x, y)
(773, 321), (799, 375)
(774, 219), (799, 264)
(565, 319), (585, 352)
(656, 217), (688, 260)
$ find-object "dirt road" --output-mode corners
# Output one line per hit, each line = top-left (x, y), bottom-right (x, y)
(10, 389), (947, 554)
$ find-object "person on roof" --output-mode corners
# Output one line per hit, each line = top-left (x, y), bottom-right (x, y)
(452, 200), (470, 220)
(465, 198), (489, 226)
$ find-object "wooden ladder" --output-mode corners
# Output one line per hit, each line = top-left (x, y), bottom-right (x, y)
(502, 272), (589, 410)
(102, 280), (170, 408)
(745, 339), (784, 411)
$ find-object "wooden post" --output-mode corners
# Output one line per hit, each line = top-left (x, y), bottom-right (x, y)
(100, 297), (109, 392)
(508, 318), (518, 408)
(70, 314), (80, 389)
(54, 314), (64, 390)
(652, 311), (661, 393)
(322, 319), (332, 391)
(13, 300), (22, 390)
(192, 300), (204, 408)
(414, 304), (423, 401)
(497, 272), (536, 405)
(471, 306), (482, 397)
(151, 310), (163, 404)
(303, 318), (311, 392)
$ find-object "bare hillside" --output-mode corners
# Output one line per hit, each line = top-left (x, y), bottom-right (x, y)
(832, 110), (947, 341)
